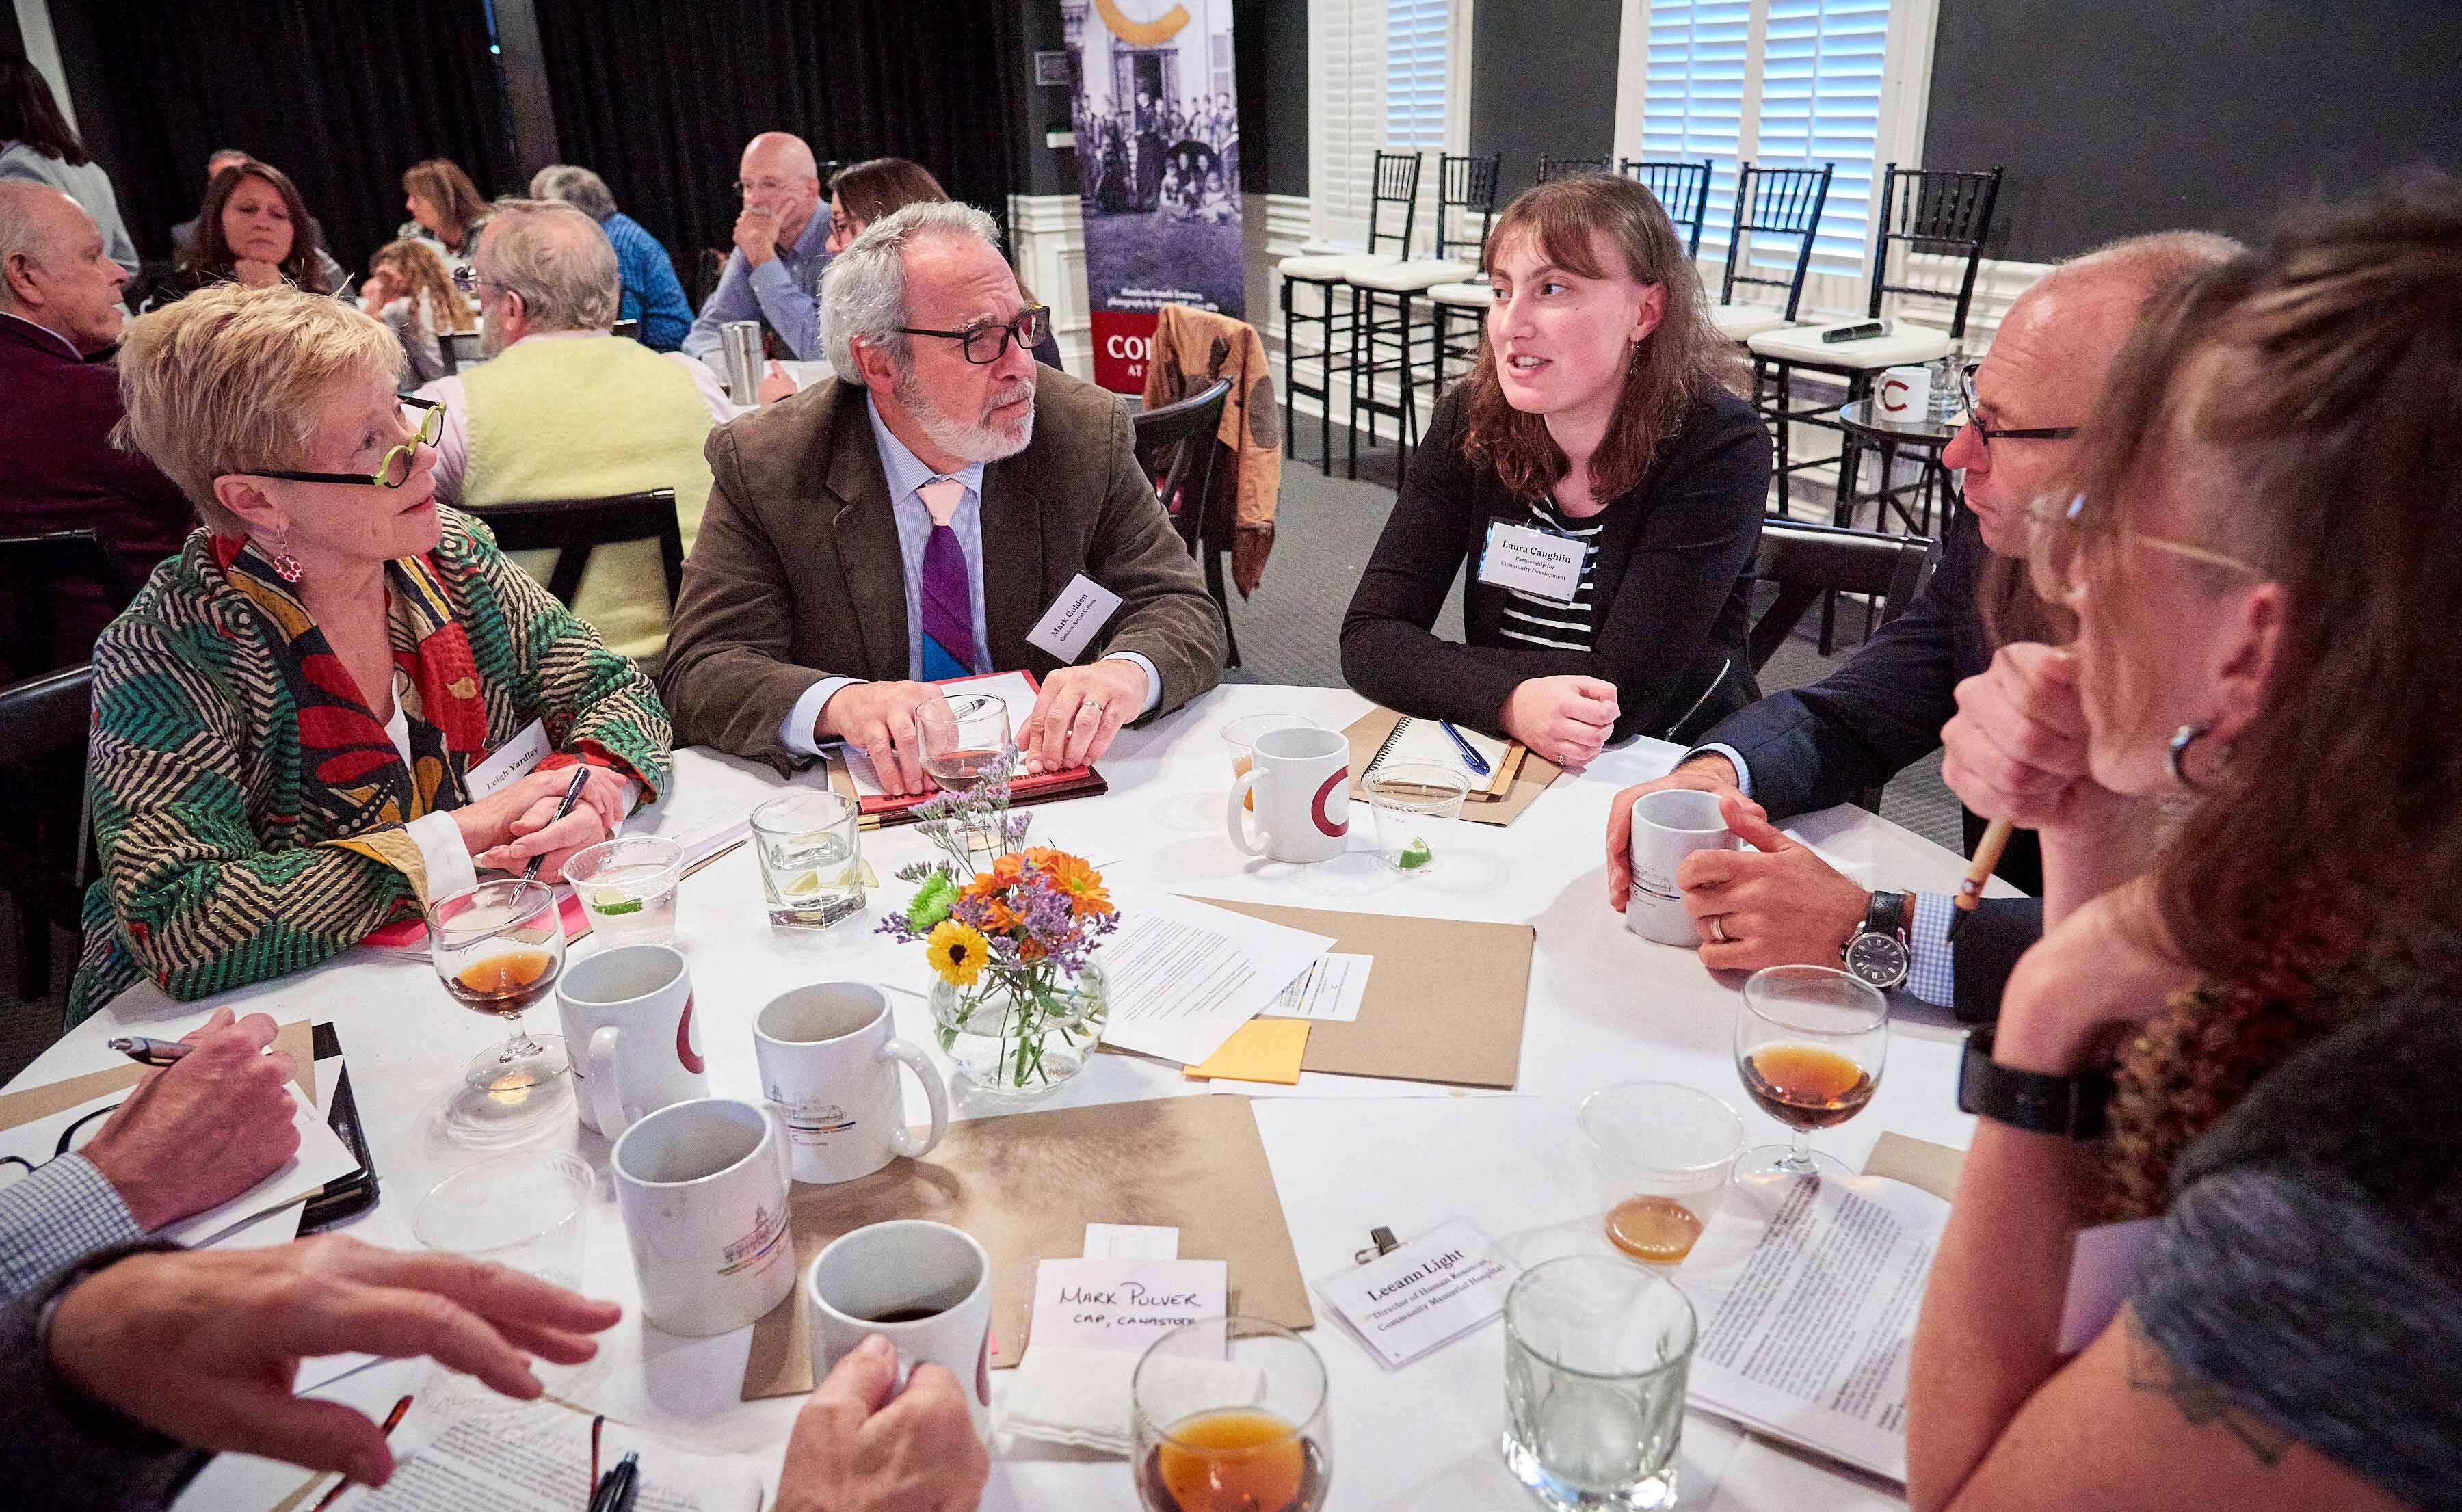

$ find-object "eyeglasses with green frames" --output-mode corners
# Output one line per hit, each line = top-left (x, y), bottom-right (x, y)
(236, 397), (444, 489)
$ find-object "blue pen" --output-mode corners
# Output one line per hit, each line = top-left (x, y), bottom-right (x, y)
(1436, 721), (1492, 777)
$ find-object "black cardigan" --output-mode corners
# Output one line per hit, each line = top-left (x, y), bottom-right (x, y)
(1340, 384), (1771, 747)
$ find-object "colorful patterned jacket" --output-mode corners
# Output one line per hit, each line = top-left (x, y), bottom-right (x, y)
(69, 509), (672, 1022)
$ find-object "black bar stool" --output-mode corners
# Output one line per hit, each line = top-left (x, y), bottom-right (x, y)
(1275, 150), (1420, 477)
(1619, 158), (1714, 258)
(1342, 152), (1499, 488)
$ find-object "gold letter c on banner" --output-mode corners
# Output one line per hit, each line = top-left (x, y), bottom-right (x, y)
(1093, 0), (1191, 48)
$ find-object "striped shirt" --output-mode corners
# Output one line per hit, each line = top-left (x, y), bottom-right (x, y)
(1495, 496), (1604, 652)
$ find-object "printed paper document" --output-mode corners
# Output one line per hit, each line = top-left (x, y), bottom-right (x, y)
(1096, 894), (1334, 1065)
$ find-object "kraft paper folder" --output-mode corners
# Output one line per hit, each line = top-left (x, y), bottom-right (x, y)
(743, 1096), (1311, 1399)
(1342, 707), (1561, 827)
(1193, 899), (1535, 1089)
(0, 1019), (318, 1130)
(1862, 1130), (1964, 1202)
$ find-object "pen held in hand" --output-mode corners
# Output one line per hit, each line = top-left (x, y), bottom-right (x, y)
(107, 1035), (194, 1067)
(1436, 721), (1492, 777)
(522, 767), (594, 882)
(1946, 817), (2015, 944)
(308, 1394), (413, 1512)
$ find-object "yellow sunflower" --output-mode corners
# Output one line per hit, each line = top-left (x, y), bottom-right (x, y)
(927, 919), (991, 987)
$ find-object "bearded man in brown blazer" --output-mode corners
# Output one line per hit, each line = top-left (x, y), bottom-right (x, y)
(659, 201), (1224, 791)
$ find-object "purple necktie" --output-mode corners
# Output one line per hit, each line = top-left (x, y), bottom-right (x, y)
(917, 477), (977, 679)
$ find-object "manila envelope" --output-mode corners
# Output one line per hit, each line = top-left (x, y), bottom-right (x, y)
(1343, 707), (1563, 828)
(1189, 899), (1534, 1089)
(1862, 1130), (1965, 1202)
(743, 1094), (1311, 1399)
(0, 1019), (317, 1132)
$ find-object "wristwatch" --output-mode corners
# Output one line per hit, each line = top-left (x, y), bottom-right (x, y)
(1841, 890), (1912, 990)
(1957, 1027), (2117, 1139)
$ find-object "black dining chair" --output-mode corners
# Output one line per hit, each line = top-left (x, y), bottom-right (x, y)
(476, 488), (687, 615)
(612, 317), (643, 343)
(1536, 155), (1613, 183)
(0, 666), (98, 1004)
(1620, 159), (1715, 258)
(0, 529), (139, 685)
(1710, 161), (1834, 349)
(1745, 519), (1935, 731)
(1130, 379), (1239, 667)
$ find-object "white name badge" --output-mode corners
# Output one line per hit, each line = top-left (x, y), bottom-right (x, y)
(1477, 520), (1587, 602)
(1025, 573), (1125, 661)
(464, 718), (551, 798)
(1312, 1216), (1519, 1369)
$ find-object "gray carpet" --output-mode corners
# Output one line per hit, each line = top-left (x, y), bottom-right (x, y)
(1226, 413), (1967, 851)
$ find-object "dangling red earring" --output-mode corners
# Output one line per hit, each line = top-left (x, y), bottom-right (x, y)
(271, 553), (303, 583)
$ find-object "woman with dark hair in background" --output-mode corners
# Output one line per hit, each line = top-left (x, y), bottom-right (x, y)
(821, 156), (1065, 371)
(1340, 174), (1769, 765)
(0, 51), (136, 275)
(399, 156), (490, 270)
(166, 157), (346, 300)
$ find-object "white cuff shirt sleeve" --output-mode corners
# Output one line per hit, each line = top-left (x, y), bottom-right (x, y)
(406, 809), (477, 903)
(782, 677), (862, 757)
(1905, 891), (1958, 1009)
(1102, 652), (1164, 717)
(1684, 743), (1754, 799)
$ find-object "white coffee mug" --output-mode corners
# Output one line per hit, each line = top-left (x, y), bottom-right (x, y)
(1226, 724), (1351, 864)
(754, 983), (949, 1185)
(1624, 787), (1738, 946)
(557, 944), (708, 1138)
(1877, 364), (1932, 421)
(806, 1220), (994, 1435)
(609, 1098), (796, 1337)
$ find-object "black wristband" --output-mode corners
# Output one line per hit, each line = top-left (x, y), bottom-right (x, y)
(1957, 1026), (2116, 1139)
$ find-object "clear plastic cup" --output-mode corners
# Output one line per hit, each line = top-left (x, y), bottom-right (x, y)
(1578, 1081), (1746, 1265)
(411, 1150), (596, 1289)
(1365, 762), (1469, 874)
(1222, 714), (1319, 812)
(566, 834), (683, 946)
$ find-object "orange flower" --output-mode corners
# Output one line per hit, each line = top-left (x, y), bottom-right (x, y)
(964, 853), (1026, 902)
(1043, 851), (1112, 918)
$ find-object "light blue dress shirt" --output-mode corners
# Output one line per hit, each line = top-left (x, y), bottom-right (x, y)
(778, 396), (1162, 756)
(681, 206), (833, 367)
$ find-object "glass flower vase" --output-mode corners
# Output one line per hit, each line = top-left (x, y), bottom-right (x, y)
(929, 959), (1108, 1100)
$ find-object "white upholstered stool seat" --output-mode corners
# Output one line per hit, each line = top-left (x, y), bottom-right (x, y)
(1747, 321), (1954, 369)
(1429, 281), (1494, 309)
(1708, 304), (1795, 341)
(1278, 251), (1401, 282)
(1344, 257), (1479, 293)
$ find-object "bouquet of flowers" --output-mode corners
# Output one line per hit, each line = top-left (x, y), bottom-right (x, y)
(880, 745), (1119, 1090)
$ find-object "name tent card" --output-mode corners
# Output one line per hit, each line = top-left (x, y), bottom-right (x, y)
(1314, 1216), (1519, 1370)
(1031, 1258), (1228, 1355)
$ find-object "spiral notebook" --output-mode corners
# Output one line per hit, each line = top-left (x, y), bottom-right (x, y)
(1342, 708), (1561, 827)
(1358, 716), (1517, 799)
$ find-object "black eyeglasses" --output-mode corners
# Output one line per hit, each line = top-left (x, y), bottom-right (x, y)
(897, 304), (1051, 365)
(235, 398), (444, 489)
(1961, 364), (2078, 452)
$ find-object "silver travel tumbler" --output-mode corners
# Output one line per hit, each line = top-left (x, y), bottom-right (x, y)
(722, 320), (763, 406)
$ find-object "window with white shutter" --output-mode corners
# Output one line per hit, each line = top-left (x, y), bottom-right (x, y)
(1312, 0), (1459, 251)
(1639, 1), (1753, 261)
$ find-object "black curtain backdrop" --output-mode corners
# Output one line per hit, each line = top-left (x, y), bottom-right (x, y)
(59, 0), (512, 273)
(532, 0), (1027, 288)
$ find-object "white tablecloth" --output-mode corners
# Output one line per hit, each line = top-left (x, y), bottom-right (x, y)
(20, 684), (2002, 1511)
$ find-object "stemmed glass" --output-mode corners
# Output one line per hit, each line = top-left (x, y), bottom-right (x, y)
(1731, 965), (1888, 1182)
(429, 877), (568, 1095)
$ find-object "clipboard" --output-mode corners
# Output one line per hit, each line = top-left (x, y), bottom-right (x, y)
(1187, 899), (1535, 1089)
(823, 669), (1110, 828)
(0, 1019), (318, 1131)
(1342, 707), (1561, 827)
(742, 1096), (1310, 1397)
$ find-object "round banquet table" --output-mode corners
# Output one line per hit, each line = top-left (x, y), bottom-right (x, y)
(17, 684), (2009, 1512)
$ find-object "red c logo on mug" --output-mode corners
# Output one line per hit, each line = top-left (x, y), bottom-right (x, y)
(1310, 770), (1349, 838)
(1881, 376), (1909, 410)
(676, 994), (705, 1074)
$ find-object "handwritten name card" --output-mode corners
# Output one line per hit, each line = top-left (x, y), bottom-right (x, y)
(1030, 1258), (1228, 1355)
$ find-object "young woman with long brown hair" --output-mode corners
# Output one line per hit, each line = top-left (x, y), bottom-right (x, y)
(1908, 173), (2462, 1512)
(360, 236), (472, 384)
(1340, 174), (1769, 762)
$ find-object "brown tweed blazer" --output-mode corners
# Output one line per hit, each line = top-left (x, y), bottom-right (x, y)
(659, 370), (1225, 767)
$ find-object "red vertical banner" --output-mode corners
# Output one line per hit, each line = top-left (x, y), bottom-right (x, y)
(1067, 0), (1244, 395)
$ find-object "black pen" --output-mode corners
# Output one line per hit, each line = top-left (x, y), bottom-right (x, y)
(107, 1036), (194, 1067)
(1436, 721), (1492, 777)
(523, 767), (592, 881)
(590, 1450), (640, 1512)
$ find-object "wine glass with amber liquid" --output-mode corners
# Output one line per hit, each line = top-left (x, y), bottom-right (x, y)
(429, 878), (568, 1096)
(1133, 1316), (1330, 1512)
(1732, 965), (1889, 1182)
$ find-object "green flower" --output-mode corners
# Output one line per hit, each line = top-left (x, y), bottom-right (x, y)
(905, 871), (958, 931)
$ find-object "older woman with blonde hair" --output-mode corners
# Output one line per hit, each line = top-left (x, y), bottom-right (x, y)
(1907, 174), (2462, 1511)
(70, 282), (670, 1022)
(361, 236), (472, 384)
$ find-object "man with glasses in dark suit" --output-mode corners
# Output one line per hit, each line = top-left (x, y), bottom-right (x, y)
(1604, 232), (2241, 1020)
(660, 200), (1223, 791)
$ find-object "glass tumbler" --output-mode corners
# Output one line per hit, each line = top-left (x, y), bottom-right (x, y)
(566, 834), (683, 946)
(752, 791), (865, 929)
(1133, 1315), (1331, 1512)
(1502, 1256), (1697, 1511)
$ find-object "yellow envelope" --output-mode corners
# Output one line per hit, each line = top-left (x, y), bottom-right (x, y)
(1184, 1018), (1311, 1085)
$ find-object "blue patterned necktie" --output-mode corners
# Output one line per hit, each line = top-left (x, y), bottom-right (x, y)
(917, 477), (977, 680)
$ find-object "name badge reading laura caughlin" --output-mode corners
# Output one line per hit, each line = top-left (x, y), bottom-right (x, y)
(1477, 520), (1587, 602)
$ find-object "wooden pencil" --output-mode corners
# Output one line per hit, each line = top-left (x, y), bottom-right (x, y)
(1946, 817), (2015, 944)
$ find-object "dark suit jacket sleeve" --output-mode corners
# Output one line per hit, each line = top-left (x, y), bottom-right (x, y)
(1694, 522), (1973, 821)
(1338, 392), (1769, 739)
(1087, 398), (1226, 720)
(1950, 896), (2041, 1023)
(656, 423), (836, 769)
